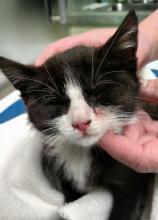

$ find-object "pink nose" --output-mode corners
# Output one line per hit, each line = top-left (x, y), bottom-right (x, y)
(72, 120), (91, 132)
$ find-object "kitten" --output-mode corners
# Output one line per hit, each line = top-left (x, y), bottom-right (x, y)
(0, 10), (157, 220)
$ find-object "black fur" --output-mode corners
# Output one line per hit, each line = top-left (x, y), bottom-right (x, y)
(0, 10), (157, 220)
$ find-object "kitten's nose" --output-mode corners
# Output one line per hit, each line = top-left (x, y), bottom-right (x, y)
(72, 120), (91, 133)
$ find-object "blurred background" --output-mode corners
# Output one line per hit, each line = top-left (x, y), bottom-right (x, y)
(0, 0), (157, 98)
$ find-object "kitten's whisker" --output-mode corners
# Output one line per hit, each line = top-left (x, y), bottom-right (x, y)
(96, 70), (124, 83)
(44, 64), (60, 96)
(27, 96), (47, 107)
(46, 132), (65, 147)
(27, 89), (60, 102)
(40, 146), (50, 158)
(43, 129), (60, 138)
(27, 89), (49, 93)
(91, 47), (94, 83)
(133, 96), (157, 103)
(95, 79), (124, 88)
(1, 68), (23, 74)
(37, 99), (50, 109)
(8, 74), (55, 92)
(7, 67), (60, 97)
(27, 89), (55, 95)
(43, 127), (56, 132)
(27, 95), (53, 107)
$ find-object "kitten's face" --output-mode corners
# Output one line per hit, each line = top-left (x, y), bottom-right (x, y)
(0, 11), (139, 148)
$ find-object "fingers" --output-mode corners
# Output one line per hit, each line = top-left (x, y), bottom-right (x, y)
(35, 28), (116, 66)
(139, 79), (158, 102)
(35, 35), (84, 66)
(142, 120), (158, 134)
(142, 138), (158, 172)
(123, 123), (144, 141)
(100, 122), (158, 173)
(137, 110), (158, 134)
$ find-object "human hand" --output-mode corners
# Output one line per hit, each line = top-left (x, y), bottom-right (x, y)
(100, 79), (158, 173)
(36, 28), (116, 66)
(36, 27), (153, 69)
(100, 110), (158, 173)
(140, 79), (158, 102)
(36, 10), (158, 69)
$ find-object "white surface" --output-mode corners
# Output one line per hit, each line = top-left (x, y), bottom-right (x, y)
(0, 114), (64, 220)
(0, 90), (20, 113)
(0, 71), (9, 89)
(138, 66), (157, 80)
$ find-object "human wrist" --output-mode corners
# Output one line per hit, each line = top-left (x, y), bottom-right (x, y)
(138, 10), (158, 65)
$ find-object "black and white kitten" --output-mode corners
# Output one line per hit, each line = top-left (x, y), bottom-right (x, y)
(0, 10), (157, 220)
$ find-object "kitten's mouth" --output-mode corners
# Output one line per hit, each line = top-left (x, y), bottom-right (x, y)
(81, 133), (91, 138)
(72, 131), (102, 147)
(77, 130), (96, 138)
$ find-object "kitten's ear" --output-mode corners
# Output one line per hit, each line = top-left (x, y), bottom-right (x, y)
(0, 56), (37, 93)
(101, 10), (138, 65)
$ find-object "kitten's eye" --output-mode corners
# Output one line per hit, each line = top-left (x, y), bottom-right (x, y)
(91, 88), (116, 106)
(88, 91), (108, 106)
(93, 89), (106, 101)
(95, 93), (104, 100)
(47, 96), (70, 114)
(95, 93), (110, 106)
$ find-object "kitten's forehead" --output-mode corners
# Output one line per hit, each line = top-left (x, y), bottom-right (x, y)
(65, 77), (84, 103)
(66, 83), (82, 100)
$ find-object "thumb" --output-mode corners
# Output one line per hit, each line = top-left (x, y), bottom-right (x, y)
(139, 79), (158, 102)
(99, 131), (143, 170)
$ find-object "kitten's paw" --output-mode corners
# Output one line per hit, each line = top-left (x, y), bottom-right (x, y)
(58, 190), (113, 220)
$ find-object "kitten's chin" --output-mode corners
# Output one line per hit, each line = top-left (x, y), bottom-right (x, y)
(69, 133), (102, 148)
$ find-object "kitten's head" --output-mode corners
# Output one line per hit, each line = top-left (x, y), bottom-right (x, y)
(0, 10), (139, 148)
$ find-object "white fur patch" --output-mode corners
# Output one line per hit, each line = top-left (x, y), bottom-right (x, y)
(66, 81), (92, 125)
(54, 80), (133, 147)
(46, 81), (136, 191)
(51, 143), (91, 191)
(0, 114), (64, 220)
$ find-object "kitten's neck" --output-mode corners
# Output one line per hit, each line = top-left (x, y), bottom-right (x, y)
(44, 141), (92, 191)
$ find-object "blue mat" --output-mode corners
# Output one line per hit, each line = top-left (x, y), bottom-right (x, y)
(0, 99), (26, 124)
(151, 69), (158, 77)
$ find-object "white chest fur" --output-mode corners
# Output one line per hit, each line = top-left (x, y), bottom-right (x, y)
(52, 144), (92, 191)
